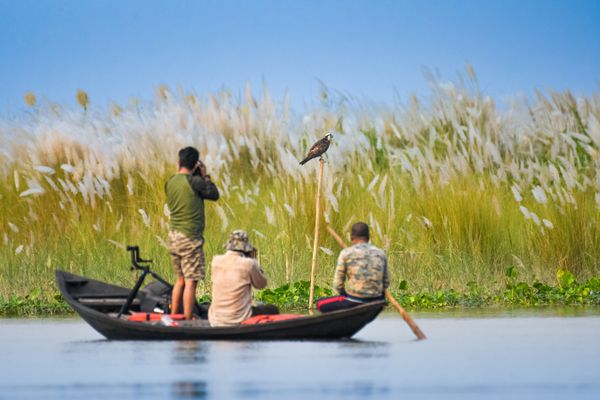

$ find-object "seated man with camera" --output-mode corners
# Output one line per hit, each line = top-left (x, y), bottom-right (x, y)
(208, 230), (279, 327)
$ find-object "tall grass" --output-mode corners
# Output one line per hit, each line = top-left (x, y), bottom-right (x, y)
(1, 72), (599, 301)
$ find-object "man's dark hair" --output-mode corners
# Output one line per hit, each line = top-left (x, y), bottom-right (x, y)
(351, 222), (369, 240)
(178, 146), (199, 170)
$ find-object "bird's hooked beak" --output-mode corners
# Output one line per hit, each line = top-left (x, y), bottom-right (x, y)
(326, 133), (334, 140)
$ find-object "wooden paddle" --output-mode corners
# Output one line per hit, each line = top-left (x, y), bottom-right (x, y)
(326, 225), (427, 340)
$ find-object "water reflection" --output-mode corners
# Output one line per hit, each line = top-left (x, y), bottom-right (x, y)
(235, 381), (391, 398)
(171, 381), (208, 399)
(214, 340), (267, 362)
(172, 341), (208, 365)
(0, 381), (209, 399)
(2, 315), (600, 400)
(333, 339), (391, 359)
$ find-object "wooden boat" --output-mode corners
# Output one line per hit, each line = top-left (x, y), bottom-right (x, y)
(55, 270), (385, 340)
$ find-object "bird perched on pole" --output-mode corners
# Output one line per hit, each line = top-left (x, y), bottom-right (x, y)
(299, 133), (333, 165)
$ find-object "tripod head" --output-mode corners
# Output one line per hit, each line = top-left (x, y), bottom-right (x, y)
(126, 245), (153, 270)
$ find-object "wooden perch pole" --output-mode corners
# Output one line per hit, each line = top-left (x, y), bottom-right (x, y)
(308, 158), (325, 311)
(325, 225), (427, 340)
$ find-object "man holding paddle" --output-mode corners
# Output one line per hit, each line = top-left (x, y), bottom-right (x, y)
(317, 222), (389, 312)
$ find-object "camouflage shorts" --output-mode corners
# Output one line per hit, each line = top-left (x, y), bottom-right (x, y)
(168, 230), (205, 281)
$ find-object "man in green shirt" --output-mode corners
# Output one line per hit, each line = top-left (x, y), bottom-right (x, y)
(165, 146), (219, 319)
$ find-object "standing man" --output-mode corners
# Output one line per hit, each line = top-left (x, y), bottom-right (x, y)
(317, 222), (389, 313)
(165, 146), (219, 319)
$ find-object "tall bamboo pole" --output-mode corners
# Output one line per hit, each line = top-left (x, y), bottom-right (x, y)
(308, 158), (325, 311)
(325, 225), (427, 340)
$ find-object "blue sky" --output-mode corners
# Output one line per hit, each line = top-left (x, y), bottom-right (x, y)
(0, 0), (598, 113)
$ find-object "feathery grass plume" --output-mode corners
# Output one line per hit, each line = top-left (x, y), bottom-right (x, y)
(76, 89), (89, 111)
(20, 187), (45, 197)
(60, 164), (76, 174)
(115, 215), (123, 231)
(24, 92), (36, 107)
(107, 239), (125, 250)
(252, 229), (267, 239)
(421, 216), (433, 230)
(155, 235), (168, 249)
(156, 85), (169, 101)
(215, 205), (229, 232)
(13, 170), (20, 190)
(519, 205), (531, 220)
(542, 219), (554, 229)
(1, 68), (600, 302)
(532, 186), (548, 204)
(319, 247), (334, 256)
(43, 176), (58, 191)
(511, 184), (522, 202)
(138, 209), (151, 227)
(283, 203), (295, 217)
(110, 102), (123, 117)
(265, 206), (275, 226)
(186, 94), (197, 105)
(34, 165), (55, 175)
(530, 212), (541, 226)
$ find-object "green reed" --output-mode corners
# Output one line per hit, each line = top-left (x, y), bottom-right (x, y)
(1, 71), (599, 312)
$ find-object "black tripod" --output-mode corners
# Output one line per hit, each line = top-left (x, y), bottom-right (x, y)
(117, 246), (173, 318)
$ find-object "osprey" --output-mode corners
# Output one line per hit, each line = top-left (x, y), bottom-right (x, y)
(299, 133), (333, 165)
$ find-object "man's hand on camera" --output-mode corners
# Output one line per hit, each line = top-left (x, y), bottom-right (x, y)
(197, 160), (209, 179)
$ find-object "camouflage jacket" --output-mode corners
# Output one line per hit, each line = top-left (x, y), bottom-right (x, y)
(333, 242), (389, 298)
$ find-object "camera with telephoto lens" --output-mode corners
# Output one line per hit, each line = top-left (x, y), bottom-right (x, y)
(192, 160), (206, 176)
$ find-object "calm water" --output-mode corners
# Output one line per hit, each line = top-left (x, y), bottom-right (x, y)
(1, 308), (599, 400)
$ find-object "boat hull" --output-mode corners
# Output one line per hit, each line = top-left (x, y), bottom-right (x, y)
(55, 270), (384, 340)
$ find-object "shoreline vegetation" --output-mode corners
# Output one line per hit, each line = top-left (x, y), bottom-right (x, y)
(1, 268), (599, 317)
(1, 69), (599, 316)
